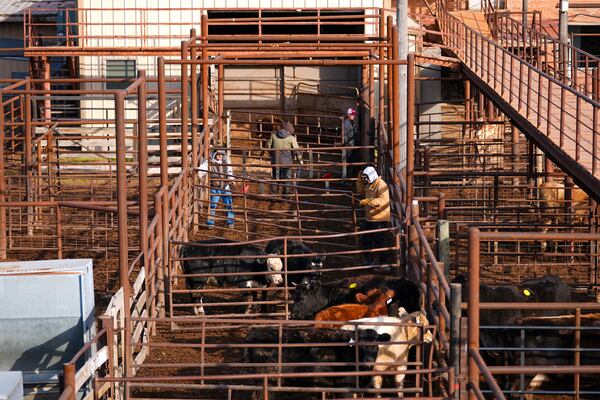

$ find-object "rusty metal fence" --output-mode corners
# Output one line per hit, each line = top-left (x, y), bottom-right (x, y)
(466, 229), (600, 399)
(435, 0), (600, 195)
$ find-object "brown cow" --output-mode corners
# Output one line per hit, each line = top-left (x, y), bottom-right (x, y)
(314, 288), (395, 328)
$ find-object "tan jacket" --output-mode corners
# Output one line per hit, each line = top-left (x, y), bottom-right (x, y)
(364, 177), (390, 222)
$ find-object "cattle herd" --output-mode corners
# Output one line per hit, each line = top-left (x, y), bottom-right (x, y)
(179, 238), (600, 397)
(179, 238), (429, 397)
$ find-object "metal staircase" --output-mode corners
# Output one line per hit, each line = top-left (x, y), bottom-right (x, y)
(435, 0), (600, 200)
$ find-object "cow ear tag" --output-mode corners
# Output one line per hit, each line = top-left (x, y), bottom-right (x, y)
(349, 282), (357, 289)
(523, 289), (532, 297)
(386, 298), (393, 304)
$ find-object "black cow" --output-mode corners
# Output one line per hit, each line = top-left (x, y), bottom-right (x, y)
(244, 326), (390, 396)
(517, 274), (572, 315)
(264, 239), (323, 285)
(290, 275), (420, 320)
(504, 313), (600, 394)
(179, 238), (283, 314)
(453, 274), (574, 391)
(454, 274), (572, 349)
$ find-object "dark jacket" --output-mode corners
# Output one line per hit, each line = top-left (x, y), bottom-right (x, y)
(268, 129), (301, 165)
(343, 118), (358, 146)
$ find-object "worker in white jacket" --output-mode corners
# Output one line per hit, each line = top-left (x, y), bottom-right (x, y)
(206, 149), (235, 229)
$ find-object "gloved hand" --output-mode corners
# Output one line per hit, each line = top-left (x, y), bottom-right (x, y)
(359, 198), (371, 207)
(298, 160), (304, 165)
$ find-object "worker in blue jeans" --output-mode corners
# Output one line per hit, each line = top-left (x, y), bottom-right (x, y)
(206, 149), (235, 229)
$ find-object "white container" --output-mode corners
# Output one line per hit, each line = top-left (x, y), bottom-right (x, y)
(0, 259), (95, 387)
(0, 372), (23, 400)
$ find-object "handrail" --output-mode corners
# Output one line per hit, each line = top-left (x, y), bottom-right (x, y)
(437, 2), (600, 107)
(492, 12), (600, 100)
(435, 0), (600, 179)
(68, 328), (108, 365)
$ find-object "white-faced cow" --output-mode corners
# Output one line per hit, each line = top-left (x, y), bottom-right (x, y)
(342, 309), (434, 398)
(264, 239), (323, 286)
(179, 238), (283, 315)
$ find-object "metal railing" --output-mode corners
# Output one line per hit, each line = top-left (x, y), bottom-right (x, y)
(24, 8), (384, 52)
(490, 12), (600, 100)
(435, 0), (600, 180)
(466, 229), (600, 399)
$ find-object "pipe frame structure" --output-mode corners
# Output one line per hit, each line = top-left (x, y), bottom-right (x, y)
(467, 228), (600, 400)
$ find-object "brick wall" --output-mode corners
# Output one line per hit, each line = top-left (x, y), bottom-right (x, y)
(505, 0), (600, 24)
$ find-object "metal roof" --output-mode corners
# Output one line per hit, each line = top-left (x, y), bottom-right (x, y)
(0, 0), (74, 22)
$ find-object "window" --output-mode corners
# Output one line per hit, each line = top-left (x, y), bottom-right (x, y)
(106, 60), (136, 90)
(206, 10), (364, 43)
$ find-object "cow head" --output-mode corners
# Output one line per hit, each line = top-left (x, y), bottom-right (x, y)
(290, 279), (323, 319)
(265, 256), (284, 286)
(309, 256), (324, 270)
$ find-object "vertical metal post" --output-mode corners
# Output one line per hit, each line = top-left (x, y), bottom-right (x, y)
(397, 0), (408, 169)
(467, 228), (481, 400)
(450, 283), (462, 398)
(218, 64), (224, 144)
(437, 219), (450, 281)
(158, 57), (170, 318)
(378, 10), (385, 135)
(138, 70), (150, 322)
(387, 16), (394, 140)
(0, 87), (6, 259)
(100, 316), (115, 397)
(361, 64), (369, 163)
(559, 0), (569, 48)
(181, 42), (190, 171)
(201, 14), (210, 161)
(575, 307), (581, 399)
(43, 56), (51, 122)
(115, 91), (131, 380)
(25, 80), (32, 236)
(190, 30), (199, 168)
(56, 204), (62, 259)
(368, 62), (375, 162)
(391, 26), (400, 185)
(190, 31), (200, 228)
(279, 65), (286, 113)
(406, 54), (415, 223)
(158, 57), (168, 191)
(181, 41), (190, 241)
(62, 363), (76, 400)
(522, 0), (528, 45)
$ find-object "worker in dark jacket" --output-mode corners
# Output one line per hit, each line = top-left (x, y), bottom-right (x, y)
(343, 107), (359, 176)
(206, 149), (235, 229)
(267, 121), (302, 195)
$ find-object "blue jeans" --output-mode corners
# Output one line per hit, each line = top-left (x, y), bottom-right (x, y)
(207, 188), (234, 226)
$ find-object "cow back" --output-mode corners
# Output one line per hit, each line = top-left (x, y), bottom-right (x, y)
(180, 238), (267, 287)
